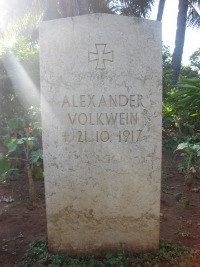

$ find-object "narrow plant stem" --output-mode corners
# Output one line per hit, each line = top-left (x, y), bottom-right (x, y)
(22, 141), (38, 205)
(9, 157), (27, 162)
(23, 143), (29, 160)
(26, 163), (38, 206)
(187, 153), (193, 173)
(23, 142), (28, 160)
(26, 140), (29, 160)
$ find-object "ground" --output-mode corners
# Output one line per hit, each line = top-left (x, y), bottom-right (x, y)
(0, 148), (200, 267)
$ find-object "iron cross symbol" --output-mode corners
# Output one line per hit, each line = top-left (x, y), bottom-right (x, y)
(88, 44), (114, 70)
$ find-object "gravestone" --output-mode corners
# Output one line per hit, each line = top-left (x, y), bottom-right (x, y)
(40, 14), (162, 254)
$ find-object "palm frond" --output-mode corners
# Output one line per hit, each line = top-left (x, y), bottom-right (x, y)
(118, 0), (156, 18)
(187, 0), (200, 28)
(187, 4), (200, 28)
(89, 0), (115, 14)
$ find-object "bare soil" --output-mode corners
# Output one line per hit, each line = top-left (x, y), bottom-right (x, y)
(0, 148), (200, 267)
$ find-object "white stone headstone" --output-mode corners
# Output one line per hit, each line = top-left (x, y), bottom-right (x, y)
(40, 14), (162, 254)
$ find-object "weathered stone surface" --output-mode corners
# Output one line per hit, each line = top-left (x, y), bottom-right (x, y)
(40, 14), (162, 254)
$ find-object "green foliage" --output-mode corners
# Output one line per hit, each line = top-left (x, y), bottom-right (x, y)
(163, 135), (184, 152)
(179, 65), (199, 80)
(7, 117), (25, 132)
(176, 142), (200, 156)
(0, 53), (40, 130)
(30, 149), (43, 165)
(175, 192), (191, 209)
(176, 79), (200, 117)
(22, 239), (200, 267)
(184, 199), (190, 208)
(31, 167), (43, 179)
(162, 46), (199, 95)
(162, 45), (172, 95)
(0, 154), (10, 183)
(175, 192), (183, 201)
(118, 0), (155, 18)
(190, 47), (200, 71)
(0, 35), (38, 60)
(162, 102), (174, 130)
(0, 9), (42, 194)
(163, 79), (200, 133)
(175, 134), (200, 174)
(0, 116), (43, 182)
(0, 18), (40, 130)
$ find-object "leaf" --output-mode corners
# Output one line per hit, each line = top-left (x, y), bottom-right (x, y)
(2, 135), (11, 146)
(176, 143), (190, 151)
(31, 167), (43, 179)
(183, 147), (191, 154)
(104, 251), (118, 265)
(178, 96), (192, 103)
(0, 157), (10, 175)
(7, 117), (25, 131)
(184, 200), (190, 208)
(105, 251), (114, 259)
(30, 149), (43, 164)
(191, 144), (200, 152)
(17, 138), (25, 145)
(175, 192), (183, 201)
(177, 143), (187, 150)
(194, 134), (200, 141)
(36, 149), (43, 159)
(27, 137), (35, 141)
(26, 140), (34, 149)
(7, 138), (18, 153)
(175, 142), (199, 154)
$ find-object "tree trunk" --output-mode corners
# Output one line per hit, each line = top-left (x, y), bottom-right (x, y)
(59, 0), (79, 17)
(44, 0), (61, 20)
(78, 0), (90, 15)
(156, 0), (166, 21)
(170, 0), (188, 90)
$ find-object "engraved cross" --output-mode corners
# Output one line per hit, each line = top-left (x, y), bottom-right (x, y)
(88, 44), (113, 70)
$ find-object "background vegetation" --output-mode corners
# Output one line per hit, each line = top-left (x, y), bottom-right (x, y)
(0, 0), (199, 264)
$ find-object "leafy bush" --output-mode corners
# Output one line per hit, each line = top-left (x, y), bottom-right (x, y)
(0, 32), (39, 131)
(163, 79), (200, 133)
(22, 239), (200, 267)
(176, 79), (200, 118)
(0, 116), (42, 204)
(175, 134), (200, 175)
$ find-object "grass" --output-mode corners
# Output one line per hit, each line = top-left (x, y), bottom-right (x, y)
(21, 239), (200, 267)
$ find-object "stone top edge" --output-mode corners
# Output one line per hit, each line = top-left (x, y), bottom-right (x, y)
(39, 13), (161, 27)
